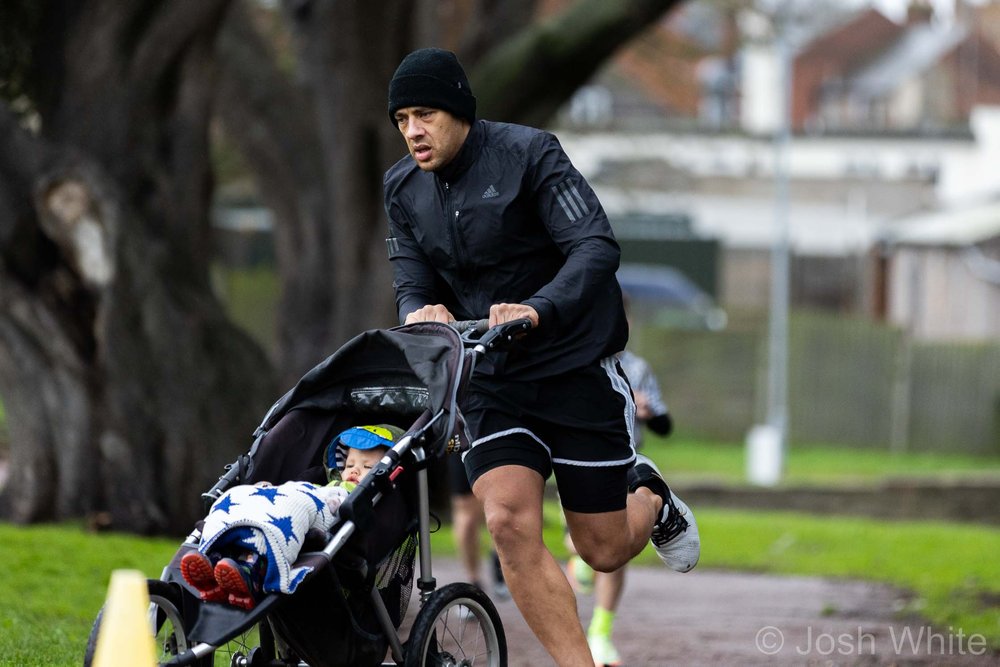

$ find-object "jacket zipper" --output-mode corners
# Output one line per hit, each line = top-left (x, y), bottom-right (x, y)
(443, 181), (469, 270)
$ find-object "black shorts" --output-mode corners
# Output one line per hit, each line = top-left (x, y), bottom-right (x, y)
(448, 453), (473, 496)
(460, 356), (636, 514)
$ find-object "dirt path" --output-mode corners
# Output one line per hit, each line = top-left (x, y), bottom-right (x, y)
(406, 559), (997, 666)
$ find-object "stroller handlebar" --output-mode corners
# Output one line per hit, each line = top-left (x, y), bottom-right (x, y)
(471, 318), (533, 352)
(451, 318), (533, 350)
(450, 319), (489, 334)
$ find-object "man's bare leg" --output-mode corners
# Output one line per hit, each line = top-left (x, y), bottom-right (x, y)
(451, 493), (484, 584)
(564, 487), (662, 572)
(473, 465), (593, 666)
(594, 567), (626, 615)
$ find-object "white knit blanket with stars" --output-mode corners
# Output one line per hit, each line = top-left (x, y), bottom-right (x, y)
(199, 481), (349, 594)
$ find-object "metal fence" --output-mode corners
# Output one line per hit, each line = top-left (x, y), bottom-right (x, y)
(633, 312), (1000, 455)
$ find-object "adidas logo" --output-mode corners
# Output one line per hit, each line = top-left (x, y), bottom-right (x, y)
(482, 184), (499, 199)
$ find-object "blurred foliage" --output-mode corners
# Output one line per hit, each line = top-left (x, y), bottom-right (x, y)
(0, 399), (6, 456)
(210, 121), (257, 193)
(246, 1), (297, 75)
(211, 264), (280, 355)
(0, 1), (44, 104)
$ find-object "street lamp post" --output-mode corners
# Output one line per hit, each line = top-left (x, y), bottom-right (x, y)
(747, 10), (791, 486)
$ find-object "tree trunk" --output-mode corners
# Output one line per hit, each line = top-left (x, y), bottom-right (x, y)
(0, 0), (275, 533)
(215, 2), (337, 385)
(216, 0), (420, 383)
(295, 0), (412, 347)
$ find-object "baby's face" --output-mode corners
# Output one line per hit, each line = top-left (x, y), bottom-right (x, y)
(342, 447), (383, 483)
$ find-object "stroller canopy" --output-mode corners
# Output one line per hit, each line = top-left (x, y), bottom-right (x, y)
(255, 322), (467, 438)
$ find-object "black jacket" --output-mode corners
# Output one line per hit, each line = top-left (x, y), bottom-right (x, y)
(383, 120), (627, 379)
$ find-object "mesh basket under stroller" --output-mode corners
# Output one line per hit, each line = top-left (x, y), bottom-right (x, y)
(84, 320), (523, 667)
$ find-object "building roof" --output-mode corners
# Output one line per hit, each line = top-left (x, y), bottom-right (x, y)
(795, 8), (904, 70)
(849, 23), (968, 100)
(883, 199), (1000, 246)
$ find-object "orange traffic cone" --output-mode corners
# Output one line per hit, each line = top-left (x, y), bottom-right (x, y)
(91, 569), (156, 667)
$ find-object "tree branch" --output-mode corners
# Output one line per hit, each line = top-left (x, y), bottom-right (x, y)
(472, 0), (685, 126)
(129, 0), (232, 91)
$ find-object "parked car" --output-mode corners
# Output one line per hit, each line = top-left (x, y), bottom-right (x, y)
(617, 263), (727, 331)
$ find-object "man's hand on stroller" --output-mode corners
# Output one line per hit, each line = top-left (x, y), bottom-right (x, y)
(405, 304), (454, 324)
(405, 302), (537, 330)
(489, 303), (538, 328)
(404, 303), (534, 346)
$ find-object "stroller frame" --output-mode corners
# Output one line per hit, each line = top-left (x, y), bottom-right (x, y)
(84, 319), (530, 667)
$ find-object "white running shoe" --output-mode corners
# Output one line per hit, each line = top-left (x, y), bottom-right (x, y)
(629, 454), (700, 573)
(588, 633), (622, 666)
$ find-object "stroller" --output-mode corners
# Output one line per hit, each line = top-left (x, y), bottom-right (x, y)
(84, 319), (530, 666)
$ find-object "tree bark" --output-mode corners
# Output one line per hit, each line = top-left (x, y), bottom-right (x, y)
(472, 0), (685, 126)
(0, 0), (275, 533)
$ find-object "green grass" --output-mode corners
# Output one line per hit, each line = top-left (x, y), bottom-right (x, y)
(2, 506), (999, 665)
(0, 523), (178, 666)
(5, 436), (1000, 663)
(642, 437), (1000, 485)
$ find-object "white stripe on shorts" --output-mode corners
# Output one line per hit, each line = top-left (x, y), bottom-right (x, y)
(545, 356), (638, 468)
(551, 454), (636, 467)
(602, 354), (637, 447)
(466, 427), (552, 461)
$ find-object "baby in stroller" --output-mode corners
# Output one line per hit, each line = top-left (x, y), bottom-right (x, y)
(179, 424), (402, 610)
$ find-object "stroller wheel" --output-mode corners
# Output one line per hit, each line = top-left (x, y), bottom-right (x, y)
(404, 582), (506, 667)
(83, 578), (270, 667)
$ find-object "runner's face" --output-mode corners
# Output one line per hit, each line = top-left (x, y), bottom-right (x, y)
(342, 447), (382, 483)
(394, 107), (470, 172)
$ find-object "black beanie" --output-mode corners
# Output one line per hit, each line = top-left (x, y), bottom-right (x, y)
(387, 48), (476, 125)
